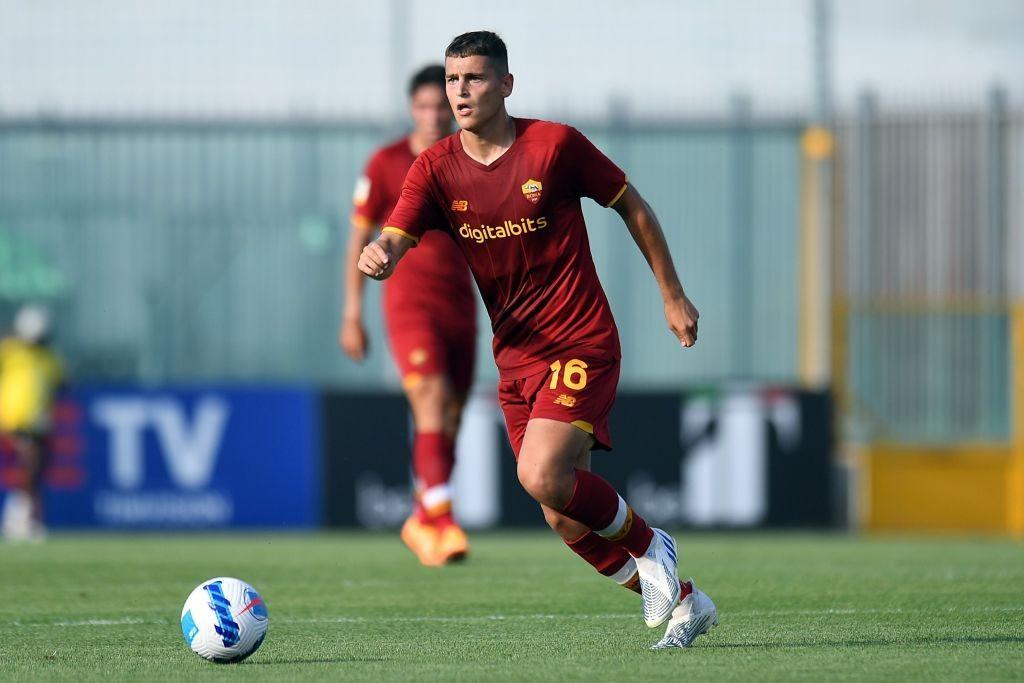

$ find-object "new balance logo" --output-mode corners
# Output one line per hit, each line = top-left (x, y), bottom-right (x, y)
(451, 200), (469, 212)
(554, 394), (576, 407)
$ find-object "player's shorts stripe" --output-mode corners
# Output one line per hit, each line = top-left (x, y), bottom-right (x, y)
(350, 213), (374, 229)
(382, 226), (420, 244)
(570, 419), (594, 434)
(604, 182), (629, 208)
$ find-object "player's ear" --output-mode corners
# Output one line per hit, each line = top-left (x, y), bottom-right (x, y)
(501, 72), (514, 98)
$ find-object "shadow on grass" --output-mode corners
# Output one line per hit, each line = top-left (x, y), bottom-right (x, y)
(707, 634), (1024, 650)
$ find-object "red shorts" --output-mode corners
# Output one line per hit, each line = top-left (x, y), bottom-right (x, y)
(498, 355), (619, 459)
(385, 317), (476, 395)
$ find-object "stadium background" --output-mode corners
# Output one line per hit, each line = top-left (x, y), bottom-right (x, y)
(0, 0), (1022, 535)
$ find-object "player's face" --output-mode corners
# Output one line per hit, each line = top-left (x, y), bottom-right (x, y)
(409, 84), (453, 143)
(445, 55), (513, 133)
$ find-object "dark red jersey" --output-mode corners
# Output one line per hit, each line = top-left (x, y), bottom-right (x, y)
(384, 119), (627, 380)
(352, 137), (475, 331)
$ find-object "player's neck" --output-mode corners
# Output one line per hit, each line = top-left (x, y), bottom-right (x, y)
(459, 112), (516, 166)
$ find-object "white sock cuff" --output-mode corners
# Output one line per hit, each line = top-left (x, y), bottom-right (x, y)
(596, 495), (628, 538)
(421, 484), (452, 511)
(609, 557), (638, 585)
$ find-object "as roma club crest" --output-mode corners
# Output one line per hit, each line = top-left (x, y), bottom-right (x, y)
(521, 178), (543, 204)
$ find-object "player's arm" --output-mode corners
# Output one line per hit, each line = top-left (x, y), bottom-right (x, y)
(357, 228), (416, 281)
(359, 155), (434, 282)
(339, 217), (376, 360)
(611, 184), (699, 348)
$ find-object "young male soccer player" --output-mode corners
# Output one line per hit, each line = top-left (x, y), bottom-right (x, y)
(342, 65), (477, 567)
(358, 32), (717, 648)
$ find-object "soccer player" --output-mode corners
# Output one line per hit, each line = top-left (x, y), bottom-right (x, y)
(0, 305), (63, 542)
(358, 32), (718, 649)
(341, 65), (478, 567)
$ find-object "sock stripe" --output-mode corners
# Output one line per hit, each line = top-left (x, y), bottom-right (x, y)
(596, 495), (628, 538)
(421, 484), (452, 511)
(606, 507), (634, 542)
(609, 558), (638, 585)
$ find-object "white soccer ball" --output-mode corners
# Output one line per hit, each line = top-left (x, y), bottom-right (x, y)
(180, 577), (268, 663)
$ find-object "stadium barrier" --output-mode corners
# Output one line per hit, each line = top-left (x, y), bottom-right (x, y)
(1, 386), (321, 528)
(0, 384), (835, 530)
(322, 386), (835, 530)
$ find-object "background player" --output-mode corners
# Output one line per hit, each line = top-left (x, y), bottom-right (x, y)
(358, 31), (717, 649)
(341, 65), (478, 567)
(0, 305), (64, 542)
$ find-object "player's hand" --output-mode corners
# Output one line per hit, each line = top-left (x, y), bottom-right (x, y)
(339, 316), (369, 361)
(358, 240), (394, 280)
(665, 292), (699, 348)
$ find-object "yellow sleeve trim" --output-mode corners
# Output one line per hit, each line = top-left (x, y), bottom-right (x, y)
(350, 214), (374, 230)
(571, 419), (595, 434)
(604, 182), (629, 208)
(382, 226), (420, 245)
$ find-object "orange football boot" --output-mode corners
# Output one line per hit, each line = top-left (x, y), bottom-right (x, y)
(435, 523), (470, 564)
(400, 515), (443, 566)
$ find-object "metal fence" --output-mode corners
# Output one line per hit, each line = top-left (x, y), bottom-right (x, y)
(0, 116), (802, 388)
(834, 94), (1021, 443)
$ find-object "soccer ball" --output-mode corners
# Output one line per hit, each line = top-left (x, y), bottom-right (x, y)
(180, 577), (268, 663)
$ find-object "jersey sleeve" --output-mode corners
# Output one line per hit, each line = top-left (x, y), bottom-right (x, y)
(563, 127), (628, 208)
(381, 155), (440, 245)
(351, 153), (390, 229)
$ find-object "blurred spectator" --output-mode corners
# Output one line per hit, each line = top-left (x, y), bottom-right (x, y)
(0, 305), (64, 541)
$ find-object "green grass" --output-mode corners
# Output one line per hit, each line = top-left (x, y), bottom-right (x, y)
(0, 532), (1022, 681)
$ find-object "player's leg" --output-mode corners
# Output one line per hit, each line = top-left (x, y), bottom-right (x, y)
(401, 372), (454, 566)
(429, 385), (471, 563)
(406, 373), (456, 526)
(545, 479), (696, 607)
(517, 418), (681, 627)
(3, 432), (46, 541)
(539, 446), (640, 593)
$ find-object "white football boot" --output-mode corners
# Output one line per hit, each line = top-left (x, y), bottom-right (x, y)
(635, 528), (682, 628)
(651, 579), (718, 649)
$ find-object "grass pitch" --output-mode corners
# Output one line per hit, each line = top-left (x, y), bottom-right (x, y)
(0, 531), (1021, 681)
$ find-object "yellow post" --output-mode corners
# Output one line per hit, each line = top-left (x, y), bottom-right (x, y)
(1009, 303), (1024, 537)
(798, 126), (835, 388)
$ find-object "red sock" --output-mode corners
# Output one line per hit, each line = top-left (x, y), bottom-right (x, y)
(412, 490), (429, 524)
(564, 530), (633, 578)
(412, 432), (455, 527)
(560, 469), (654, 558)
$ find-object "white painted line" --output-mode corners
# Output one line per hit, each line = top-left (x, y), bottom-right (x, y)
(9, 604), (1023, 629)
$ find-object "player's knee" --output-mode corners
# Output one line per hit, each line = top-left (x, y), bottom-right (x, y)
(442, 395), (466, 439)
(516, 459), (573, 508)
(406, 375), (450, 430)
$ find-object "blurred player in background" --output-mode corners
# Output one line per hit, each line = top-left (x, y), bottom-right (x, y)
(359, 31), (717, 649)
(0, 304), (63, 542)
(341, 65), (478, 567)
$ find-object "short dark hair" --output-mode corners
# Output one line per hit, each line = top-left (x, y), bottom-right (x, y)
(445, 31), (508, 74)
(408, 64), (446, 97)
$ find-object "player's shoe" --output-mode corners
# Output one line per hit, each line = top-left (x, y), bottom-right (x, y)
(635, 528), (682, 627)
(400, 515), (443, 567)
(651, 580), (718, 650)
(1, 491), (33, 542)
(435, 523), (470, 564)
